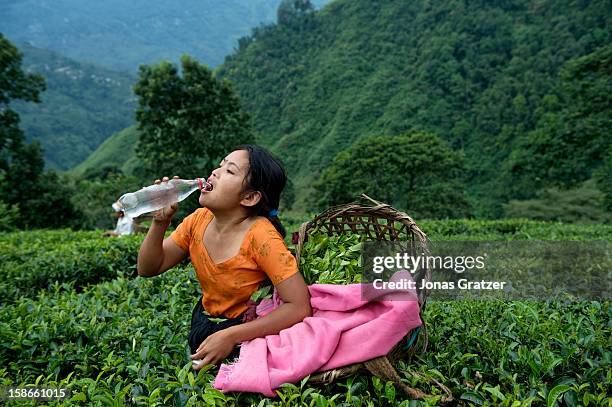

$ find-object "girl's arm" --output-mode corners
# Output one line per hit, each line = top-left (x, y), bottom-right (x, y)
(228, 273), (311, 340)
(137, 176), (188, 277)
(137, 218), (187, 277)
(192, 273), (311, 366)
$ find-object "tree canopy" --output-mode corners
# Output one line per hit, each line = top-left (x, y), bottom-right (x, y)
(0, 35), (81, 229)
(219, 0), (611, 218)
(0, 34), (45, 173)
(313, 132), (471, 219)
(134, 55), (253, 180)
(505, 44), (612, 200)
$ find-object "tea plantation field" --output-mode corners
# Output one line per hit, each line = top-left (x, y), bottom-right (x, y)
(0, 220), (610, 406)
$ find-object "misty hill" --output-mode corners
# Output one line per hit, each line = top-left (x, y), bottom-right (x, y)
(14, 44), (136, 169)
(0, 0), (328, 72)
(217, 0), (610, 216)
(71, 126), (140, 177)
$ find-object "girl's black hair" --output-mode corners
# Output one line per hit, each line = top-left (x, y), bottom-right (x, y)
(236, 144), (287, 238)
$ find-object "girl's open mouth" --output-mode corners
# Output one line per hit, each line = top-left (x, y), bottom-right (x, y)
(204, 181), (213, 192)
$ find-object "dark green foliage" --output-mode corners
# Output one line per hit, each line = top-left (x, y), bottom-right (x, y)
(503, 179), (611, 224)
(0, 224), (610, 405)
(277, 0), (315, 27)
(506, 44), (612, 200)
(313, 132), (471, 218)
(81, 164), (125, 182)
(0, 36), (82, 230)
(13, 44), (136, 170)
(0, 34), (45, 172)
(218, 0), (611, 217)
(0, 202), (19, 232)
(593, 148), (612, 212)
(1, 145), (82, 230)
(134, 56), (254, 181)
(68, 173), (144, 230)
(281, 176), (296, 211)
(0, 232), (143, 304)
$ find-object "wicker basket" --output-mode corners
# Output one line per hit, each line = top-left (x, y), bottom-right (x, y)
(293, 194), (451, 401)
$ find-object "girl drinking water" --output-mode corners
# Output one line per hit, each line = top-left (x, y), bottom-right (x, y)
(137, 145), (311, 369)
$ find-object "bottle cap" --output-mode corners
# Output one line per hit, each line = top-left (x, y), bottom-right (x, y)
(197, 178), (203, 189)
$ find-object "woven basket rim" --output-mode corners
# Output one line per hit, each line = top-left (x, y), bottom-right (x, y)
(294, 193), (432, 306)
(295, 193), (428, 258)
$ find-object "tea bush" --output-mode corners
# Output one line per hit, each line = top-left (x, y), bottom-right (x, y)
(420, 219), (612, 241)
(0, 220), (610, 406)
(0, 233), (143, 304)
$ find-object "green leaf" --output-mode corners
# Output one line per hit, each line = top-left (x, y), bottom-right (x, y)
(70, 392), (87, 402)
(547, 385), (570, 407)
(460, 391), (485, 405)
(484, 385), (506, 401)
(384, 381), (396, 402)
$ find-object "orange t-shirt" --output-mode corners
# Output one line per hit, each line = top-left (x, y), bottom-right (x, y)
(171, 208), (298, 318)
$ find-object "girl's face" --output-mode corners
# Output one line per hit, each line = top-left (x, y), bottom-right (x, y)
(199, 149), (255, 210)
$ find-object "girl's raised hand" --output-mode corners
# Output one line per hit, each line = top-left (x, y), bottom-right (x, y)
(152, 175), (179, 224)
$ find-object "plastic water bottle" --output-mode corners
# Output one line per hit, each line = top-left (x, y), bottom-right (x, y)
(114, 178), (204, 218)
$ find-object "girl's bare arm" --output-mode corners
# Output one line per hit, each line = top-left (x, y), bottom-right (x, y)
(137, 219), (187, 277)
(225, 273), (311, 341)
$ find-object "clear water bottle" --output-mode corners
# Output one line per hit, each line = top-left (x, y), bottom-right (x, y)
(114, 178), (204, 218)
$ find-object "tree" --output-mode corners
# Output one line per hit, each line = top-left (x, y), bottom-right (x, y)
(0, 34), (45, 173)
(133, 55), (253, 180)
(69, 172), (143, 230)
(311, 132), (471, 219)
(505, 45), (612, 199)
(0, 35), (82, 229)
(277, 0), (314, 27)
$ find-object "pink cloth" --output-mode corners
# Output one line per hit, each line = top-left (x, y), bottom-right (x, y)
(213, 279), (421, 396)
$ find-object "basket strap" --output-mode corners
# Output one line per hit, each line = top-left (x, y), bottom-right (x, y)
(364, 357), (454, 403)
(364, 357), (427, 399)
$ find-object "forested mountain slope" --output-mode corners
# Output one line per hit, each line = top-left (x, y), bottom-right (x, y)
(13, 44), (136, 169)
(0, 0), (328, 71)
(218, 0), (610, 216)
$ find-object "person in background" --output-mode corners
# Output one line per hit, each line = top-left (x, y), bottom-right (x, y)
(103, 203), (147, 237)
(113, 206), (135, 236)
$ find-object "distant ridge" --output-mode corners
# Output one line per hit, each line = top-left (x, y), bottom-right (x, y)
(14, 43), (136, 170)
(1, 0), (329, 72)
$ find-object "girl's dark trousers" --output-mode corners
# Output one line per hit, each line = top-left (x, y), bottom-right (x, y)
(188, 296), (244, 360)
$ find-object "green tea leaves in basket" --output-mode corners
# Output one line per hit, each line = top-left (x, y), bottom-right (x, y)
(299, 233), (363, 285)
